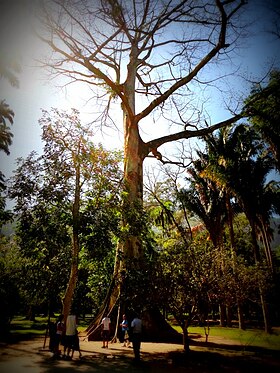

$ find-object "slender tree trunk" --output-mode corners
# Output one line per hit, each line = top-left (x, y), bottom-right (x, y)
(259, 287), (271, 333)
(219, 304), (226, 327)
(62, 235), (79, 319)
(226, 194), (245, 329)
(216, 238), (227, 327)
(237, 303), (245, 330)
(250, 220), (271, 333)
(27, 305), (36, 321)
(62, 163), (81, 320)
(182, 320), (190, 353)
(226, 306), (232, 327)
(259, 219), (273, 270)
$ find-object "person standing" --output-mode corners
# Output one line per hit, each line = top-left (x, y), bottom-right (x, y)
(71, 328), (82, 359)
(131, 314), (142, 362)
(101, 314), (111, 348)
(63, 314), (77, 359)
(53, 314), (64, 358)
(120, 314), (130, 347)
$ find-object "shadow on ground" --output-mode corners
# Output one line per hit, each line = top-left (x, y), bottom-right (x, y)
(1, 335), (280, 373)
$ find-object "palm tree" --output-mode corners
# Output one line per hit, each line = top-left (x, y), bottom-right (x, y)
(201, 124), (276, 333)
(0, 101), (14, 155)
(0, 56), (19, 155)
(0, 57), (18, 226)
(246, 70), (280, 171)
(199, 126), (247, 329)
(180, 155), (227, 249)
(178, 153), (229, 327)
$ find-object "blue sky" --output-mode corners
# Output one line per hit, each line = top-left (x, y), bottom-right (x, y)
(1, 0), (280, 179)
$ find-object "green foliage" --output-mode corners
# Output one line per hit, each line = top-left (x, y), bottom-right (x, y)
(0, 57), (20, 230)
(147, 171), (278, 328)
(5, 108), (124, 318)
(0, 237), (21, 337)
(8, 152), (72, 313)
(246, 69), (280, 171)
(0, 55), (19, 156)
(151, 232), (219, 328)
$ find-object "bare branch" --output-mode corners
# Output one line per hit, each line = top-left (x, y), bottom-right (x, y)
(144, 113), (243, 157)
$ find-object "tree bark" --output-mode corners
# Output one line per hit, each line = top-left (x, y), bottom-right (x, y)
(219, 304), (226, 327)
(250, 220), (271, 333)
(62, 162), (81, 320)
(182, 320), (190, 353)
(80, 0), (247, 341)
(226, 194), (245, 330)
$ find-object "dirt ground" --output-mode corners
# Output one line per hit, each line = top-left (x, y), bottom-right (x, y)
(0, 333), (280, 373)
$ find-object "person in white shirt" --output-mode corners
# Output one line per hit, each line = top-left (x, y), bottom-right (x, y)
(63, 314), (78, 359)
(101, 315), (111, 348)
(61, 314), (82, 360)
(131, 314), (142, 361)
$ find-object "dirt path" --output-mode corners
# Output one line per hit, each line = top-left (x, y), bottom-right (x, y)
(0, 335), (279, 373)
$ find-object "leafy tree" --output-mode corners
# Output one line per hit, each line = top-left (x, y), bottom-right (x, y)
(0, 56), (20, 330)
(38, 0), (248, 331)
(40, 108), (123, 318)
(186, 124), (278, 332)
(0, 101), (14, 155)
(0, 56), (19, 152)
(0, 55), (20, 164)
(210, 125), (276, 270)
(9, 108), (123, 319)
(0, 237), (21, 337)
(8, 152), (72, 318)
(179, 155), (227, 249)
(0, 56), (20, 228)
(178, 154), (234, 326)
(246, 70), (280, 172)
(158, 240), (210, 350)
(220, 126), (277, 333)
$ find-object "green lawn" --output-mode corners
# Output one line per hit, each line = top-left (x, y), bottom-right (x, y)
(9, 315), (88, 338)
(9, 316), (280, 351)
(10, 316), (48, 336)
(173, 324), (280, 350)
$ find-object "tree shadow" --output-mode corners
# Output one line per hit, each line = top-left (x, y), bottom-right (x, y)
(167, 339), (280, 373)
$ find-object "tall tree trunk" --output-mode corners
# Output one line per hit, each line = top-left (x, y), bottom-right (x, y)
(87, 88), (145, 338)
(62, 163), (80, 320)
(259, 218), (274, 271)
(182, 320), (190, 353)
(87, 92), (182, 341)
(259, 287), (271, 334)
(87, 49), (183, 342)
(250, 220), (271, 333)
(219, 304), (226, 327)
(226, 194), (245, 329)
(237, 303), (245, 330)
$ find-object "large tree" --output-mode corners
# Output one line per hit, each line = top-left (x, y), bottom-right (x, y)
(37, 0), (254, 335)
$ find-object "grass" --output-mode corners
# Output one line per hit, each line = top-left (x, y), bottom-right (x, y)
(10, 316), (48, 336)
(172, 324), (280, 350)
(9, 316), (280, 351)
(9, 315), (88, 339)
